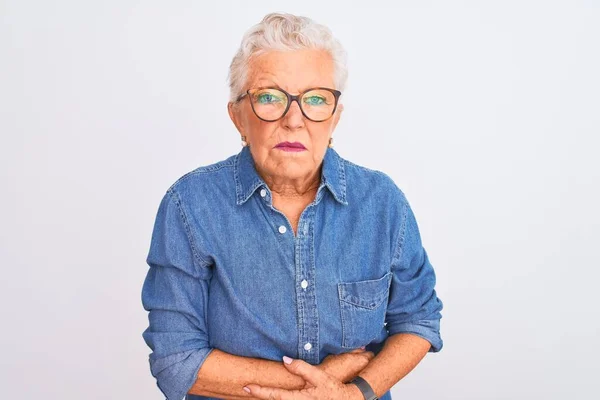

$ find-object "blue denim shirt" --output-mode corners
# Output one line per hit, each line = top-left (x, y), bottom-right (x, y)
(141, 145), (443, 400)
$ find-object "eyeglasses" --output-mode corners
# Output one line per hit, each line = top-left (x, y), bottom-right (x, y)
(235, 86), (342, 122)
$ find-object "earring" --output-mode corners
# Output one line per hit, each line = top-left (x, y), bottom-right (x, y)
(328, 137), (334, 148)
(241, 135), (248, 147)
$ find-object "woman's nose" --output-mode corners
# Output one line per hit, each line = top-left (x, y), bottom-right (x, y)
(282, 100), (305, 129)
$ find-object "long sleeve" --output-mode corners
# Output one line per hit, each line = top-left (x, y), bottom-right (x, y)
(385, 194), (444, 352)
(141, 188), (215, 400)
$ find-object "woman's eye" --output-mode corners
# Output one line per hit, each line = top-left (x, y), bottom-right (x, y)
(303, 96), (326, 105)
(256, 93), (281, 104)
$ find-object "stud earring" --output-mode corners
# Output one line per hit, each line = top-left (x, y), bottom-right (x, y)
(241, 136), (248, 147)
(328, 137), (334, 148)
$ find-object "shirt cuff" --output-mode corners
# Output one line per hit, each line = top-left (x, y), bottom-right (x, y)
(386, 319), (443, 352)
(150, 347), (215, 400)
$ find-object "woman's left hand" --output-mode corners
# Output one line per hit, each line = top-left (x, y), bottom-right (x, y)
(243, 356), (361, 400)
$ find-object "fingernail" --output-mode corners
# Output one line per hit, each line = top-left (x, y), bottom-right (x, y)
(360, 346), (366, 349)
(283, 355), (293, 364)
(243, 386), (251, 393)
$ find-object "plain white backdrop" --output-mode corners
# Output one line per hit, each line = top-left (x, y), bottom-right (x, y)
(1, 1), (598, 399)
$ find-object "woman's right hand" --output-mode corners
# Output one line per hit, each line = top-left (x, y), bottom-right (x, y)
(304, 347), (375, 388)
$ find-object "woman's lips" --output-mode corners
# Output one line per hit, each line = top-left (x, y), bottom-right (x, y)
(275, 142), (306, 152)
(276, 146), (306, 152)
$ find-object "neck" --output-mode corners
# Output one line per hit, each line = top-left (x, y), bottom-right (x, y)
(258, 167), (322, 200)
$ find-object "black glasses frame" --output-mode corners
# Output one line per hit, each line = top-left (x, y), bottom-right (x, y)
(235, 86), (342, 122)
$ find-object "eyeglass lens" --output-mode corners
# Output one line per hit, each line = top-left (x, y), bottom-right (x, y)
(249, 88), (336, 121)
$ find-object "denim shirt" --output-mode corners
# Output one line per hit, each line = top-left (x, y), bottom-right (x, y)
(141, 145), (444, 400)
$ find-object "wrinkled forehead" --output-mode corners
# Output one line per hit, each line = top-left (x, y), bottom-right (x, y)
(245, 49), (336, 94)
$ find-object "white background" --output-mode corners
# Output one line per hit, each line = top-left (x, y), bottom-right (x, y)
(1, 1), (598, 399)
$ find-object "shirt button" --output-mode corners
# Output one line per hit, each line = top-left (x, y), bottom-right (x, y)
(304, 342), (312, 351)
(260, 188), (266, 197)
(278, 225), (287, 234)
(301, 280), (308, 289)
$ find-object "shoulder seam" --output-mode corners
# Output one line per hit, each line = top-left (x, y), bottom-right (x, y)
(342, 159), (394, 182)
(166, 187), (212, 272)
(168, 160), (234, 192)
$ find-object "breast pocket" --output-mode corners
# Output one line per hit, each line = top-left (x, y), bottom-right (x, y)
(337, 271), (393, 349)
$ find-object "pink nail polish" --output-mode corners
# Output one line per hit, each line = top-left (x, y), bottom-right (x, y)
(283, 355), (293, 364)
(243, 386), (251, 393)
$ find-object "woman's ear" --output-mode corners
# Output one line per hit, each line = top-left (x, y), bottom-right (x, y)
(228, 102), (244, 134)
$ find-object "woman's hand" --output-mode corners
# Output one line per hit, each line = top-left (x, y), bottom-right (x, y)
(313, 347), (375, 387)
(197, 348), (373, 399)
(243, 356), (363, 400)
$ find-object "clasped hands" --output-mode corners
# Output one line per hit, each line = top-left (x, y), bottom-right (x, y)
(242, 347), (374, 400)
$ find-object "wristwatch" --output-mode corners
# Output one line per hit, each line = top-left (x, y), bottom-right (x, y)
(349, 376), (378, 400)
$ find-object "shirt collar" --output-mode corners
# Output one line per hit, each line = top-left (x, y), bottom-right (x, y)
(234, 145), (348, 206)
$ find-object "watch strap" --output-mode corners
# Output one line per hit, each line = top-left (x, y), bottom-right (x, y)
(349, 375), (378, 400)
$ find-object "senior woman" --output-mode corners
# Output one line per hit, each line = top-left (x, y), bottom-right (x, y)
(142, 12), (443, 400)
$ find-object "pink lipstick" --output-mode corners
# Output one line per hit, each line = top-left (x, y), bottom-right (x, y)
(275, 141), (306, 152)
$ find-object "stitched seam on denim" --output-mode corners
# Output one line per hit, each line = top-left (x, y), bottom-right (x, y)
(316, 149), (347, 205)
(340, 294), (387, 310)
(167, 188), (212, 272)
(391, 199), (409, 269)
(307, 207), (319, 362)
(339, 271), (392, 286)
(240, 179), (264, 204)
(337, 154), (347, 203)
(234, 150), (261, 204)
(294, 209), (303, 357)
(339, 273), (391, 309)
(339, 302), (384, 348)
(233, 151), (243, 203)
(168, 161), (234, 192)
(337, 285), (348, 347)
(343, 159), (389, 177)
(390, 319), (440, 329)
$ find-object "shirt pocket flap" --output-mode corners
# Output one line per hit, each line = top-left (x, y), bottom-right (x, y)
(337, 271), (393, 310)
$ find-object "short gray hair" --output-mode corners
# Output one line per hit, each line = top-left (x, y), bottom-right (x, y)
(227, 12), (348, 102)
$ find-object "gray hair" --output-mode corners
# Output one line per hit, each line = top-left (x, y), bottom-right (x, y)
(227, 12), (348, 102)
